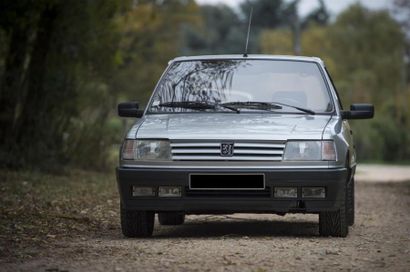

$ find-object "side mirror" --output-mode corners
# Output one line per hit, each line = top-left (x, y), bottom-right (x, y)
(118, 102), (144, 118)
(341, 103), (374, 120)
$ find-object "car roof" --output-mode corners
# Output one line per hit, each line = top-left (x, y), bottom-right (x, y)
(170, 54), (324, 65)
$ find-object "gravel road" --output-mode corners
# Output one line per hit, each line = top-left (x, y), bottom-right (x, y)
(2, 164), (410, 272)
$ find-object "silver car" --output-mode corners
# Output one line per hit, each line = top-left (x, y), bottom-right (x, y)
(117, 55), (374, 237)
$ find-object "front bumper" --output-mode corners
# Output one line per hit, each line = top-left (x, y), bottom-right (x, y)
(116, 167), (348, 213)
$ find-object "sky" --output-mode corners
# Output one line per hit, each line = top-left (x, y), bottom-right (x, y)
(196, 0), (392, 17)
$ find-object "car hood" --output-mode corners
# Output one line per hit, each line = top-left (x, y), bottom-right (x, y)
(131, 113), (331, 141)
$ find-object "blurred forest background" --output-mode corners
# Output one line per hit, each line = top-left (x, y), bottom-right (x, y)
(0, 0), (409, 171)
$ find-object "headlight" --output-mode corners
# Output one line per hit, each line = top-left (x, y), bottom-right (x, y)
(121, 140), (171, 161)
(283, 141), (336, 161)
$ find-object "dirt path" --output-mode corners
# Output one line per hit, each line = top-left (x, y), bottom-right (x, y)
(2, 164), (410, 272)
(355, 164), (410, 183)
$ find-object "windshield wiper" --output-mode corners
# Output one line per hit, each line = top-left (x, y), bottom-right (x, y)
(221, 101), (282, 111)
(222, 101), (315, 115)
(158, 101), (240, 113)
(270, 102), (315, 115)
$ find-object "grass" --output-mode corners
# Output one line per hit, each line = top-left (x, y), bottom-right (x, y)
(0, 169), (119, 261)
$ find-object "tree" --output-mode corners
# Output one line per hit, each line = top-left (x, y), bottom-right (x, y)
(329, 4), (405, 105)
(260, 29), (293, 55)
(256, 0), (330, 55)
(329, 5), (408, 161)
(113, 0), (201, 103)
(260, 4), (410, 161)
(183, 4), (244, 55)
(302, 0), (329, 28)
(0, 0), (121, 169)
(240, 0), (285, 29)
(0, 0), (39, 146)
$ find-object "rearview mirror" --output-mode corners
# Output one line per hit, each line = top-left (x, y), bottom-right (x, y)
(118, 102), (144, 118)
(341, 103), (374, 120)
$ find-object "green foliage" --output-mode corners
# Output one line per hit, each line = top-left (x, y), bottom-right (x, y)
(329, 5), (405, 104)
(240, 0), (285, 28)
(260, 29), (293, 55)
(183, 4), (244, 54)
(0, 1), (408, 170)
(184, 0), (293, 55)
(260, 4), (410, 162)
(0, 0), (204, 170)
(0, 0), (122, 170)
(113, 0), (201, 103)
(329, 5), (408, 162)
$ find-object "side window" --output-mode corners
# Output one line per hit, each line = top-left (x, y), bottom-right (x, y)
(325, 67), (343, 110)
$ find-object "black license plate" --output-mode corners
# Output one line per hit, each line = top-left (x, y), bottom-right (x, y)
(189, 173), (265, 190)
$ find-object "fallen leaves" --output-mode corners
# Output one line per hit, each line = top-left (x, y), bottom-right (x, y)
(0, 169), (119, 262)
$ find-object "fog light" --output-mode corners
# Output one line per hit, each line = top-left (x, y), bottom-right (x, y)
(158, 186), (182, 197)
(274, 187), (297, 198)
(132, 186), (155, 197)
(302, 187), (325, 198)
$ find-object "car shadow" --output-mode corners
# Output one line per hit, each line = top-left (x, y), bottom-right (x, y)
(152, 218), (319, 238)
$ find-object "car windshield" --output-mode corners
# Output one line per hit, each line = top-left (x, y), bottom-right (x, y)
(148, 59), (333, 114)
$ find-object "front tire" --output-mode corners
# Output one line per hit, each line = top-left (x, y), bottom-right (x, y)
(319, 205), (348, 237)
(346, 177), (355, 226)
(120, 204), (155, 237)
(158, 212), (185, 225)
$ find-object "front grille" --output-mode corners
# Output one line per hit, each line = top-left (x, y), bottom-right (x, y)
(171, 141), (285, 161)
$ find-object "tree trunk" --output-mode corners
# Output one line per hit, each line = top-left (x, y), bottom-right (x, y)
(0, 24), (30, 145)
(14, 3), (59, 162)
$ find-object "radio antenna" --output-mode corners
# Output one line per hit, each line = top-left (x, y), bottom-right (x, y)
(243, 7), (253, 57)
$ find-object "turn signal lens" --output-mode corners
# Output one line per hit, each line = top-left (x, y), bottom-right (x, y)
(122, 140), (136, 160)
(322, 141), (336, 161)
